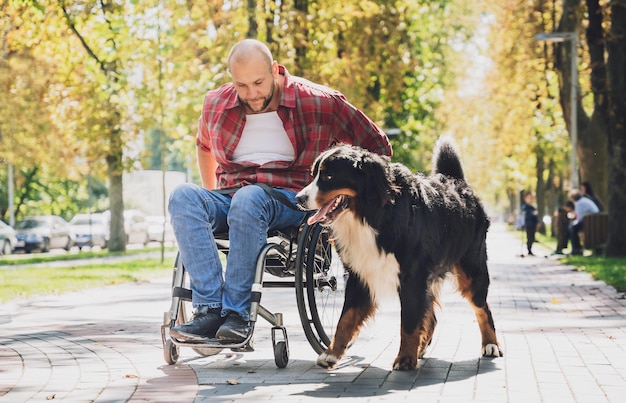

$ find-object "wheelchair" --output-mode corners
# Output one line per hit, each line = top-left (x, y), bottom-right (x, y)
(160, 218), (345, 368)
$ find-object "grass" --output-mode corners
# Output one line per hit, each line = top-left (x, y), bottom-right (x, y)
(533, 230), (626, 293)
(563, 255), (626, 292)
(0, 245), (176, 266)
(0, 258), (172, 303)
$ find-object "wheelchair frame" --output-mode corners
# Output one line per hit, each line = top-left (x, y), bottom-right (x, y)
(160, 220), (345, 368)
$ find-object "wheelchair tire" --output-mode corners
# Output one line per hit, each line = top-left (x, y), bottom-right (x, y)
(164, 338), (179, 364)
(273, 341), (289, 368)
(294, 223), (344, 355)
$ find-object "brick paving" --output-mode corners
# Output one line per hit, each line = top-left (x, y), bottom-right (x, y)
(1, 222), (625, 402)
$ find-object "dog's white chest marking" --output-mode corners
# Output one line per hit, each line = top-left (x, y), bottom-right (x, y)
(333, 214), (400, 303)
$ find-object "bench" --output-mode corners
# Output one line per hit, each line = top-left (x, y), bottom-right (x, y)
(583, 212), (608, 254)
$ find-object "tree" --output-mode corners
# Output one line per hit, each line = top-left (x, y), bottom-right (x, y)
(0, 1), (82, 221)
(604, 0), (626, 257)
(3, 0), (473, 239)
(552, 0), (609, 205)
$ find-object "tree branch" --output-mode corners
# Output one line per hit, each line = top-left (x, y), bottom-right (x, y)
(57, 0), (108, 76)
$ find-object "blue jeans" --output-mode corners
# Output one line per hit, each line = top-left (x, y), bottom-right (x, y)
(168, 184), (306, 321)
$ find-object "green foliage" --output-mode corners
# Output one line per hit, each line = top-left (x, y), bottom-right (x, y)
(2, 0), (480, 218)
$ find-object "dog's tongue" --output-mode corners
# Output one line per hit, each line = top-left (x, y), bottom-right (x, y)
(307, 201), (336, 225)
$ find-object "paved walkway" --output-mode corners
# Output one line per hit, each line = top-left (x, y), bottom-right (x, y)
(1, 222), (625, 402)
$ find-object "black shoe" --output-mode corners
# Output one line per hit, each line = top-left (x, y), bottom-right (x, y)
(216, 313), (251, 343)
(571, 249), (583, 256)
(551, 250), (564, 255)
(170, 307), (224, 341)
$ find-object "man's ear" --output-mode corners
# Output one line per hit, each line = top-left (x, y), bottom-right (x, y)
(272, 60), (279, 78)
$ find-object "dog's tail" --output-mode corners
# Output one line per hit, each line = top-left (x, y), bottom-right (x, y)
(432, 136), (465, 180)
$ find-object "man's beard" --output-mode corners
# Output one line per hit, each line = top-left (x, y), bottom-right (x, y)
(240, 81), (275, 113)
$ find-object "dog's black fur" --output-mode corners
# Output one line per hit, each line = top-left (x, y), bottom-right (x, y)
(296, 137), (502, 370)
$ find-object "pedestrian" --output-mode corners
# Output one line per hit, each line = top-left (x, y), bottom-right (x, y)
(167, 39), (392, 343)
(521, 191), (539, 256)
(580, 181), (603, 211)
(568, 189), (600, 256)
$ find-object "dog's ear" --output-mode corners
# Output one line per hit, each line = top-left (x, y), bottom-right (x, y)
(359, 153), (395, 208)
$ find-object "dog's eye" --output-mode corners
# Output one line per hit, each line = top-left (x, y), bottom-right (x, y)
(321, 173), (332, 181)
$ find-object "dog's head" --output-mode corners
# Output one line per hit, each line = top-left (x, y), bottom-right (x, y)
(296, 144), (396, 226)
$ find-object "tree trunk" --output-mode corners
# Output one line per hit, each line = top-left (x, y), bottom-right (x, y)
(556, 0), (608, 203)
(604, 0), (626, 257)
(583, 0), (610, 207)
(247, 0), (258, 38)
(535, 143), (547, 234)
(293, 0), (308, 75)
(106, 127), (126, 253)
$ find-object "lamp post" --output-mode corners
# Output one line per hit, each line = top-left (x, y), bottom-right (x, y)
(535, 32), (579, 189)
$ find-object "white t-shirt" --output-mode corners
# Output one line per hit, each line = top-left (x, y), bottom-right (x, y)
(232, 112), (294, 164)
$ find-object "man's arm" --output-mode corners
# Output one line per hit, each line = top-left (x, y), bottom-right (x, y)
(197, 147), (217, 190)
(332, 94), (392, 157)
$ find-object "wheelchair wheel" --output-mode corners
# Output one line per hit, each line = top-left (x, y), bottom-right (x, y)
(295, 223), (345, 354)
(274, 341), (289, 368)
(164, 338), (179, 364)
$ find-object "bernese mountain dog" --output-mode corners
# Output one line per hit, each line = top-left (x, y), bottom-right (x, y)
(296, 136), (503, 371)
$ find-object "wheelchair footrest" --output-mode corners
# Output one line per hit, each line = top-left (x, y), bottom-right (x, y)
(170, 322), (256, 351)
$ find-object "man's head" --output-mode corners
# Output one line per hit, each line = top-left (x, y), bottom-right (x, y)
(569, 189), (582, 201)
(228, 39), (279, 113)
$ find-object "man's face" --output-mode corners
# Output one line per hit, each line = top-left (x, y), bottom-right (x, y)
(230, 59), (277, 113)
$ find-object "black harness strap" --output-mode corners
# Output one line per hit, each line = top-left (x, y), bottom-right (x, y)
(214, 184), (301, 211)
(254, 183), (301, 211)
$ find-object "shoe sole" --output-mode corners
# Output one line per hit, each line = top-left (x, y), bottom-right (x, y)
(170, 329), (214, 342)
(216, 334), (248, 343)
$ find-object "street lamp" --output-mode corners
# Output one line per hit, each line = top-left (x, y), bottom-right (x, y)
(535, 32), (579, 189)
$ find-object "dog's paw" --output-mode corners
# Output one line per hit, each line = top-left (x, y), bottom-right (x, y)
(482, 343), (503, 357)
(392, 355), (418, 371)
(316, 352), (339, 369)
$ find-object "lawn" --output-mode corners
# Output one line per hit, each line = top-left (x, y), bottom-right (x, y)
(535, 230), (626, 293)
(0, 258), (172, 303)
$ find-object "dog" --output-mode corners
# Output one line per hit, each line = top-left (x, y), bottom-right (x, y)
(295, 136), (502, 370)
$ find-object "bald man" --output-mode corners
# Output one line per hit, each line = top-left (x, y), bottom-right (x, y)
(168, 39), (392, 343)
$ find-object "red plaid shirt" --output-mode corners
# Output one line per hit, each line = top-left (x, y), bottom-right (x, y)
(196, 65), (392, 191)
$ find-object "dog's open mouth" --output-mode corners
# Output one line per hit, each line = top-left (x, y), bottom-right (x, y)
(307, 195), (351, 225)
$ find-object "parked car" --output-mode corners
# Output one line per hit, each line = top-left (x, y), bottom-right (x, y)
(14, 215), (72, 253)
(0, 221), (17, 255)
(69, 213), (109, 250)
(103, 209), (150, 246)
(146, 215), (176, 244)
(124, 210), (150, 245)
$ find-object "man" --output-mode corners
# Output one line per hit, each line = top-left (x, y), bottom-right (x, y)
(568, 189), (600, 256)
(168, 39), (392, 343)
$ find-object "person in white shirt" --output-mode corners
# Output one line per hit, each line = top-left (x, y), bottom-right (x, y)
(568, 189), (600, 255)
